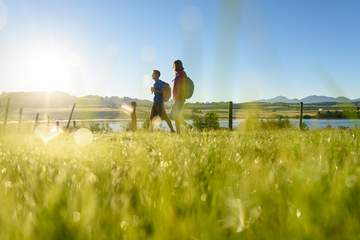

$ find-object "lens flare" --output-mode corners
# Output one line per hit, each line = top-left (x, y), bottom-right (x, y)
(73, 128), (93, 146)
(34, 125), (62, 144)
(151, 116), (162, 130)
(143, 74), (153, 89)
(120, 104), (134, 116)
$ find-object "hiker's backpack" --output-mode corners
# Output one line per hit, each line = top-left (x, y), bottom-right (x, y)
(162, 82), (172, 102)
(184, 77), (194, 99)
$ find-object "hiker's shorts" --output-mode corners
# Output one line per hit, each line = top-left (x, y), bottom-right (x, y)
(150, 103), (169, 120)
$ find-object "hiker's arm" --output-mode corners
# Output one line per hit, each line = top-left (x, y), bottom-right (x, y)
(151, 87), (162, 94)
(151, 87), (162, 93)
(172, 76), (179, 99)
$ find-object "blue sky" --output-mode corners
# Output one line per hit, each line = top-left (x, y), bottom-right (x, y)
(0, 0), (359, 102)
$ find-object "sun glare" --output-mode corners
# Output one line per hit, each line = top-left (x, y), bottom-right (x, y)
(22, 42), (82, 92)
(29, 52), (67, 90)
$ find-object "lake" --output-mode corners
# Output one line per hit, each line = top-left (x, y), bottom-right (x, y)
(106, 119), (360, 132)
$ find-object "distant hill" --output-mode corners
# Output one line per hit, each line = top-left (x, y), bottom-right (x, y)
(301, 95), (338, 104)
(335, 97), (352, 103)
(259, 95), (359, 104)
(0, 92), (76, 108)
(258, 96), (299, 104)
(0, 92), (152, 109)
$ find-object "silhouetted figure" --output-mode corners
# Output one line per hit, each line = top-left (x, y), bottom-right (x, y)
(130, 101), (137, 131)
(171, 60), (187, 133)
(149, 70), (175, 132)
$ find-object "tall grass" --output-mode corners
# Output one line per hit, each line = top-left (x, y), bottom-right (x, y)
(0, 129), (359, 239)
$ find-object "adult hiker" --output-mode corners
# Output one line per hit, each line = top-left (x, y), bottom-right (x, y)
(149, 70), (175, 132)
(171, 60), (194, 133)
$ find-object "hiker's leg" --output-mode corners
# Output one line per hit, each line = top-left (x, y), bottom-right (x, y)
(171, 100), (184, 134)
(149, 117), (154, 131)
(175, 119), (181, 134)
(163, 114), (175, 132)
(149, 105), (156, 131)
(160, 104), (175, 132)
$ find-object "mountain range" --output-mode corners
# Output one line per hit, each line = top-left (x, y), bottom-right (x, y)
(258, 95), (360, 104)
(0, 92), (359, 109)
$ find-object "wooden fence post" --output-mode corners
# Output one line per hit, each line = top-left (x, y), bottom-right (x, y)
(229, 101), (233, 130)
(18, 108), (23, 131)
(130, 101), (137, 131)
(299, 102), (304, 130)
(3, 98), (10, 131)
(34, 113), (40, 131)
(66, 103), (76, 129)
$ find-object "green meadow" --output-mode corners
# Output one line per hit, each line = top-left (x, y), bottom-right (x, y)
(0, 129), (359, 239)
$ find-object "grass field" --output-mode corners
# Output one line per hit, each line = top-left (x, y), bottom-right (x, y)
(0, 129), (359, 239)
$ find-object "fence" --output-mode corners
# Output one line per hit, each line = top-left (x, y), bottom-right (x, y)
(1, 98), (310, 133)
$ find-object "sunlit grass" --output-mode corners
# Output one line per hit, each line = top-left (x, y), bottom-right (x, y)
(0, 129), (359, 239)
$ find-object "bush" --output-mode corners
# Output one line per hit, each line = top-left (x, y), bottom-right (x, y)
(193, 113), (220, 130)
(89, 122), (111, 133)
(245, 116), (292, 130)
(260, 116), (291, 129)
